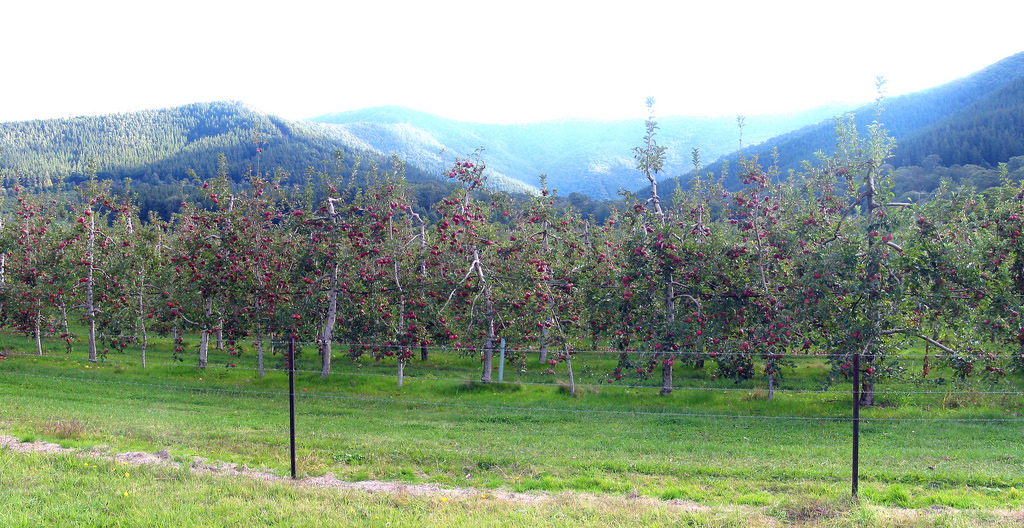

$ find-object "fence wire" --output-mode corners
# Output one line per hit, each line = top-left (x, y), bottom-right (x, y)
(3, 368), (1023, 425)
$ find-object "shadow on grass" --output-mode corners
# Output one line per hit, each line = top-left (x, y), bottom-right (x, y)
(446, 380), (524, 395)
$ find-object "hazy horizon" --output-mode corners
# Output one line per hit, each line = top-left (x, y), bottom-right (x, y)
(3, 0), (1023, 125)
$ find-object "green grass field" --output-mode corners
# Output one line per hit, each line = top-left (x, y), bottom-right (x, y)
(2, 331), (1023, 526)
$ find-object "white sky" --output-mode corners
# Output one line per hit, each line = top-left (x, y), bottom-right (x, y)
(3, 0), (1023, 124)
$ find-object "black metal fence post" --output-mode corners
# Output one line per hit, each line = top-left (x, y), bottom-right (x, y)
(852, 351), (860, 498)
(289, 338), (297, 480)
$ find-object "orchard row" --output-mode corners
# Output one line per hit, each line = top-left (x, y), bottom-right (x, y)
(3, 113), (1023, 404)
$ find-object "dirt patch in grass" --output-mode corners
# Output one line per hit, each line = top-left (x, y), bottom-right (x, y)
(0, 433), (703, 509)
(114, 448), (174, 466)
(303, 472), (549, 504)
(4, 432), (1021, 527)
(783, 500), (844, 524)
(0, 434), (72, 455)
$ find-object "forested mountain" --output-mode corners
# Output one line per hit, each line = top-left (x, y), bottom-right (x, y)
(891, 75), (1024, 168)
(4, 50), (1024, 215)
(310, 105), (851, 200)
(682, 51), (1024, 196)
(1, 102), (344, 183)
(0, 101), (452, 219)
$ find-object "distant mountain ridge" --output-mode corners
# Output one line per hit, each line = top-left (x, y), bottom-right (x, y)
(687, 51), (1024, 193)
(312, 51), (1024, 200)
(3, 51), (1024, 206)
(0, 101), (385, 186)
(309, 105), (853, 200)
(0, 101), (446, 219)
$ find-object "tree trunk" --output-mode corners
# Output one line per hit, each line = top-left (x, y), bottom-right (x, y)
(565, 356), (576, 397)
(255, 325), (266, 378)
(88, 317), (98, 362)
(660, 361), (673, 396)
(859, 378), (875, 407)
(661, 267), (675, 397)
(397, 357), (405, 387)
(415, 211), (429, 365)
(540, 222), (552, 366)
(539, 323), (549, 364)
(767, 371), (775, 401)
(138, 275), (147, 368)
(198, 298), (213, 369)
(320, 261), (339, 379)
(34, 310), (43, 357)
(140, 333), (148, 369)
(86, 215), (98, 363)
(60, 301), (70, 343)
(861, 163), (880, 407)
(199, 330), (209, 369)
(0, 252), (5, 314)
(481, 305), (495, 383)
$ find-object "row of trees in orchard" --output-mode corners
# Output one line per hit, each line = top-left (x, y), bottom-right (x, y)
(2, 99), (1023, 405)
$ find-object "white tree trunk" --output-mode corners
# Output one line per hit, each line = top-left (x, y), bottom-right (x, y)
(86, 215), (98, 363)
(256, 324), (266, 378)
(34, 310), (43, 357)
(481, 304), (495, 383)
(320, 262), (339, 379)
(539, 324), (549, 364)
(198, 298), (213, 368)
(566, 357), (576, 397)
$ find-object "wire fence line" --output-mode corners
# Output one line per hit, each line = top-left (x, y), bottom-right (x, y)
(3, 369), (1023, 425)
(8, 349), (1024, 397)
(4, 349), (1023, 397)
(6, 329), (1024, 360)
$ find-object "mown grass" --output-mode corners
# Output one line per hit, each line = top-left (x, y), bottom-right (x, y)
(2, 450), (1023, 527)
(2, 330), (1024, 526)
